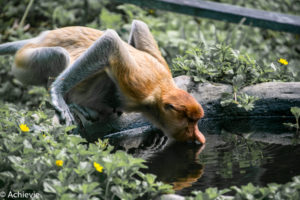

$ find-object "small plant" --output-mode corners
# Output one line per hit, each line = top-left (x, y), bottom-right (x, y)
(284, 107), (300, 133)
(221, 93), (259, 111)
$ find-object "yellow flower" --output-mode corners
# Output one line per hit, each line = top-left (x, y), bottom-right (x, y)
(149, 9), (155, 14)
(278, 58), (288, 65)
(19, 124), (30, 132)
(93, 162), (103, 173)
(42, 134), (46, 138)
(55, 160), (64, 167)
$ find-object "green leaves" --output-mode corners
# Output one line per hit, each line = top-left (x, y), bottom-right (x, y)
(230, 178), (300, 200)
(99, 8), (122, 29)
(0, 101), (173, 199)
(186, 176), (300, 200)
(221, 93), (259, 111)
(43, 180), (59, 194)
(173, 42), (294, 87)
(74, 162), (92, 177)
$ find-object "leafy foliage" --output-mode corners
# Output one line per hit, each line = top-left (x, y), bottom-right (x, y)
(0, 0), (299, 199)
(172, 42), (294, 85)
(172, 43), (294, 110)
(1, 0), (299, 77)
(0, 100), (173, 199)
(187, 176), (300, 200)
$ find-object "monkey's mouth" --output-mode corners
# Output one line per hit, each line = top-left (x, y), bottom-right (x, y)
(193, 128), (206, 144)
(169, 129), (205, 144)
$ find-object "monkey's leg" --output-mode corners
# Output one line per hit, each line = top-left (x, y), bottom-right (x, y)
(128, 20), (168, 67)
(51, 30), (136, 125)
(13, 47), (69, 86)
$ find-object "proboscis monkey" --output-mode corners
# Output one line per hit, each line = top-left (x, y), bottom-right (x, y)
(0, 20), (205, 143)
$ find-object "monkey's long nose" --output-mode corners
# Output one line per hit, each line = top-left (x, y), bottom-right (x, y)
(194, 124), (206, 144)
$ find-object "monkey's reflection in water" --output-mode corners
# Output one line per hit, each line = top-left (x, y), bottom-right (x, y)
(142, 141), (205, 191)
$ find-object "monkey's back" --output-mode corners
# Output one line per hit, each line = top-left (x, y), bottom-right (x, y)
(38, 26), (104, 63)
(16, 26), (173, 109)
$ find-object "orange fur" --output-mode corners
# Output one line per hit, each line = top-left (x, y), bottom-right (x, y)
(38, 27), (103, 63)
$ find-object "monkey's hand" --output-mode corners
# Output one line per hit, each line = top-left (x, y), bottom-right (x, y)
(50, 90), (75, 126)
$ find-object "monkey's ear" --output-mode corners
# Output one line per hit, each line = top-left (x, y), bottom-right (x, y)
(128, 20), (168, 67)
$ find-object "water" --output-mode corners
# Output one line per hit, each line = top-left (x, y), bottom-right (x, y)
(143, 139), (300, 196)
(112, 117), (300, 196)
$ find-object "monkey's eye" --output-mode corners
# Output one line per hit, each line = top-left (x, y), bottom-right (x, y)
(164, 103), (175, 110)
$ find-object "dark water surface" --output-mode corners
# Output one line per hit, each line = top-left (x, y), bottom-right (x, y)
(133, 117), (300, 196)
(143, 138), (300, 196)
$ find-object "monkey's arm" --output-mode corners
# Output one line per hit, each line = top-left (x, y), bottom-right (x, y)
(50, 30), (132, 125)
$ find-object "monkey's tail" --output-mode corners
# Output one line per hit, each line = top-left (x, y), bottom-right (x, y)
(0, 39), (31, 55)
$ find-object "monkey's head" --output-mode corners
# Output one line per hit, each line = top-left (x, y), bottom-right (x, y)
(154, 88), (205, 144)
